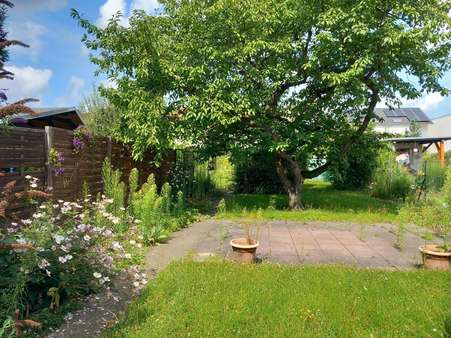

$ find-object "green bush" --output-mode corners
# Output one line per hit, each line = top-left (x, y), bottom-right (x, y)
(443, 167), (451, 207)
(421, 156), (446, 191)
(327, 133), (383, 190)
(131, 174), (196, 244)
(370, 149), (414, 201)
(102, 158), (125, 219)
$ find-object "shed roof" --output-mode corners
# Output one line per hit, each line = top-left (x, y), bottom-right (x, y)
(10, 107), (84, 130)
(385, 136), (451, 144)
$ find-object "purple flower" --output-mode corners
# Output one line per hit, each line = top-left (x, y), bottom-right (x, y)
(55, 167), (65, 176)
(72, 138), (85, 150)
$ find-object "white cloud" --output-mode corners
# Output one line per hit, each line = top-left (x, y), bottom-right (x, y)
(0, 65), (52, 104)
(130, 0), (160, 14)
(402, 92), (445, 112)
(378, 92), (445, 113)
(55, 76), (86, 106)
(97, 0), (127, 28)
(97, 0), (161, 28)
(14, 0), (68, 12)
(9, 21), (47, 61)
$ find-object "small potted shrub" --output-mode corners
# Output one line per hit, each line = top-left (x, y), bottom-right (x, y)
(418, 202), (450, 270)
(230, 210), (262, 263)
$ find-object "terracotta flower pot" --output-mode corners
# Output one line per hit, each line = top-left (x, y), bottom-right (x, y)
(230, 238), (259, 263)
(419, 244), (451, 270)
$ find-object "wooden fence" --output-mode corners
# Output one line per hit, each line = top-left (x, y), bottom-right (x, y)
(1, 126), (175, 212)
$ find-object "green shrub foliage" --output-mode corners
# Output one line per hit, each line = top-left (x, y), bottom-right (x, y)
(370, 149), (414, 201)
(102, 158), (125, 219)
(234, 151), (284, 194)
(327, 133), (383, 190)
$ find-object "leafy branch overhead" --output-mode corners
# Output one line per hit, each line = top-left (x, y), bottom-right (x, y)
(73, 0), (450, 208)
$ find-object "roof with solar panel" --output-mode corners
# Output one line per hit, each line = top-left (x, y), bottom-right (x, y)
(374, 107), (432, 126)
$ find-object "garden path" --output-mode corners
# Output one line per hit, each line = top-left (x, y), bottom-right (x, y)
(48, 219), (431, 337)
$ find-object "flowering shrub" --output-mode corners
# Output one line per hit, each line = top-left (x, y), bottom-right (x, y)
(72, 126), (92, 154)
(0, 179), (145, 336)
(47, 148), (64, 176)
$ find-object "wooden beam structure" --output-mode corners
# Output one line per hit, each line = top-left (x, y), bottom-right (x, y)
(438, 140), (445, 168)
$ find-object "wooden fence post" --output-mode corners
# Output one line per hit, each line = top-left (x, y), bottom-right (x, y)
(44, 126), (54, 192)
(107, 137), (112, 159)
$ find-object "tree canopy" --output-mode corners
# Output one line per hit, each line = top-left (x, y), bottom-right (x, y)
(73, 0), (450, 208)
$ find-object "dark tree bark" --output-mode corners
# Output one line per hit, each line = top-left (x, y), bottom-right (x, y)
(274, 152), (303, 210)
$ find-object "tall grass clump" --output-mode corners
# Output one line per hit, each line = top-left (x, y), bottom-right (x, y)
(128, 167), (139, 207)
(102, 158), (125, 216)
(131, 174), (195, 244)
(210, 155), (235, 191)
(422, 156), (446, 191)
(370, 149), (413, 201)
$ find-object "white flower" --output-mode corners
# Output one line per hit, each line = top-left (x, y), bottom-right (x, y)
(137, 243), (142, 248)
(104, 229), (113, 237)
(21, 219), (32, 225)
(65, 254), (73, 261)
(105, 198), (114, 204)
(45, 269), (51, 277)
(129, 240), (136, 245)
(63, 202), (70, 206)
(134, 219), (142, 224)
(30, 183), (37, 188)
(61, 245), (69, 253)
(83, 234), (91, 241)
(38, 259), (50, 269)
(124, 253), (132, 259)
(58, 199), (64, 203)
(25, 175), (32, 179)
(58, 256), (68, 263)
(111, 241), (122, 250)
(93, 272), (102, 279)
(54, 235), (66, 244)
(120, 207), (126, 211)
(141, 279), (147, 285)
(133, 281), (140, 287)
(11, 222), (17, 226)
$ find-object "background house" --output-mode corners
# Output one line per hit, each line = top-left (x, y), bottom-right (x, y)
(423, 114), (451, 154)
(10, 107), (83, 130)
(373, 107), (432, 135)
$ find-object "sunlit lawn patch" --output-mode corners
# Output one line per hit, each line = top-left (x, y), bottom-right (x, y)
(105, 261), (450, 337)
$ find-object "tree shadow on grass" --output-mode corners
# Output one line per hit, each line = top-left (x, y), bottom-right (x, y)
(226, 183), (399, 215)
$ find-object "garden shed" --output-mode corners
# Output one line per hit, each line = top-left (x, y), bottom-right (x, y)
(9, 107), (83, 130)
(386, 136), (451, 171)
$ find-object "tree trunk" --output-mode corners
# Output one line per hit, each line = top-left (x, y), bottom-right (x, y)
(274, 152), (304, 210)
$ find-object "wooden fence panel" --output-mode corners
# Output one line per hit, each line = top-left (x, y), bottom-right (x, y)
(1, 126), (176, 216)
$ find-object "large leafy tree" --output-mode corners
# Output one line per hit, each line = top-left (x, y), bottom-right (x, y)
(73, 0), (450, 209)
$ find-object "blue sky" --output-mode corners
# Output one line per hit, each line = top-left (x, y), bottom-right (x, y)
(1, 0), (450, 119)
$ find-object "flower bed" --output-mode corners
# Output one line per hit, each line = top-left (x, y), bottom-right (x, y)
(0, 160), (197, 337)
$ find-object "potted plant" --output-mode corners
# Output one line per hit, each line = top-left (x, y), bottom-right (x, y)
(230, 209), (262, 263)
(418, 202), (450, 270)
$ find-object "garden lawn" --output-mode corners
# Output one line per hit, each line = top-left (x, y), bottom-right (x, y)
(217, 180), (402, 224)
(106, 261), (450, 338)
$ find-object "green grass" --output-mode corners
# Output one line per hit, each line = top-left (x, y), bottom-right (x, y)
(106, 261), (451, 337)
(217, 180), (402, 224)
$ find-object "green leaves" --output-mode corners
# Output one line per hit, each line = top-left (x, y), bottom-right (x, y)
(74, 0), (450, 172)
